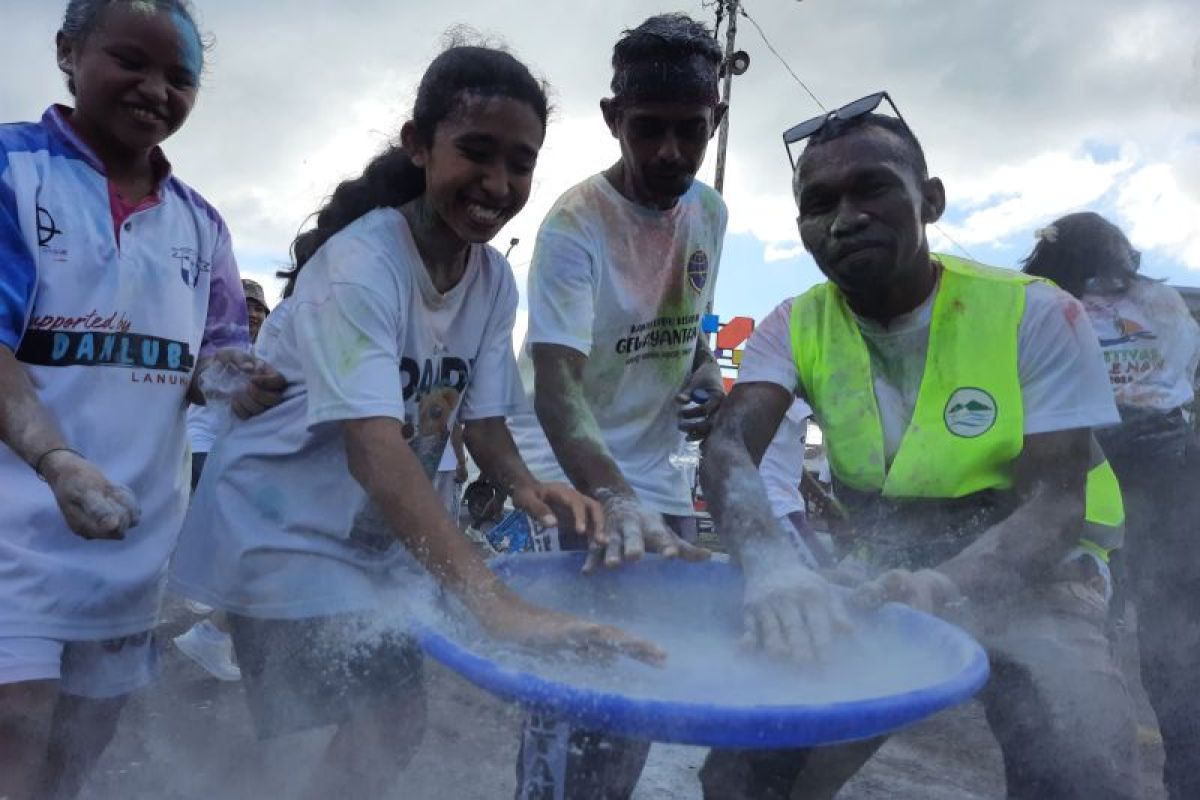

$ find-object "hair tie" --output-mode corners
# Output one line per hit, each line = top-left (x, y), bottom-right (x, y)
(1034, 225), (1059, 243)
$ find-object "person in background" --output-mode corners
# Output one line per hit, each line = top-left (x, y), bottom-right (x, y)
(0, 3), (286, 798)
(173, 278), (275, 683)
(758, 398), (832, 568)
(700, 99), (1140, 799)
(505, 13), (726, 798)
(1024, 211), (1200, 799)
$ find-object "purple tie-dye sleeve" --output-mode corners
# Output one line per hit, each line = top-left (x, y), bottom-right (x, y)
(200, 223), (250, 357)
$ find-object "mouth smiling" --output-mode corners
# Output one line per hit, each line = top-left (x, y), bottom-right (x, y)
(123, 103), (167, 126)
(465, 201), (506, 227)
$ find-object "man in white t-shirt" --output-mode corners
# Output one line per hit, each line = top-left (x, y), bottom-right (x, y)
(506, 14), (728, 799)
(697, 105), (1140, 798)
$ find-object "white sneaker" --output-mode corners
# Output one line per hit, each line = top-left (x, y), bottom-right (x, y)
(173, 620), (242, 681)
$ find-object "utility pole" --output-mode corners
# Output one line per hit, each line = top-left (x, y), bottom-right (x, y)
(712, 0), (739, 195)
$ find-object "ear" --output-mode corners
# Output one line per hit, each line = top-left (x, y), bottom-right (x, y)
(399, 121), (427, 168)
(920, 177), (946, 224)
(710, 102), (729, 138)
(599, 98), (620, 138)
(55, 31), (75, 79)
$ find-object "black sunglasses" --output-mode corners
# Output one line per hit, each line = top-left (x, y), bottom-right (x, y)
(782, 91), (910, 169)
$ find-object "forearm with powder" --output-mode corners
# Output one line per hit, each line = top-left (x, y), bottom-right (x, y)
(343, 417), (513, 614)
(936, 429), (1089, 599)
(462, 417), (538, 493)
(0, 346), (73, 473)
(531, 344), (633, 498)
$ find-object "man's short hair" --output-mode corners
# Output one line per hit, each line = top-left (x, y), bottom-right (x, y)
(610, 13), (723, 106)
(797, 113), (929, 186)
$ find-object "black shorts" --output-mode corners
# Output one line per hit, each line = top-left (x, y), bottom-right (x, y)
(227, 613), (424, 740)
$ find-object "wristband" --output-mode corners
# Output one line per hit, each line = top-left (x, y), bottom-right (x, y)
(33, 447), (83, 482)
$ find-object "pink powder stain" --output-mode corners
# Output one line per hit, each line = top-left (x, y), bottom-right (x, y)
(1063, 299), (1083, 327)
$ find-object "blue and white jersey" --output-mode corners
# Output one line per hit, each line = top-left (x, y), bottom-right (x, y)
(0, 106), (249, 640)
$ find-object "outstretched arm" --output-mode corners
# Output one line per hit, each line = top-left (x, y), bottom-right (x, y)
(700, 381), (850, 661)
(343, 416), (662, 663)
(532, 343), (708, 570)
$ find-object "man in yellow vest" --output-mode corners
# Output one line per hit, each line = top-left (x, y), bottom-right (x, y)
(698, 99), (1141, 799)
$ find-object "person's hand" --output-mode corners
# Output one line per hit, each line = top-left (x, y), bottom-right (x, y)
(740, 539), (853, 663)
(40, 450), (141, 540)
(478, 594), (666, 666)
(202, 349), (287, 419)
(851, 568), (962, 616)
(511, 480), (604, 540)
(585, 490), (710, 572)
(675, 363), (725, 441)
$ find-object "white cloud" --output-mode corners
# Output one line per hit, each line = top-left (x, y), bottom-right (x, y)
(1117, 162), (1200, 269)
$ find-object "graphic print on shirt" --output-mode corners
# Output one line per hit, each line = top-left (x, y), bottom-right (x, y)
(17, 311), (194, 377)
(350, 355), (472, 555)
(686, 249), (709, 292)
(174, 246), (211, 289)
(614, 247), (709, 369)
(1094, 314), (1165, 389)
(37, 205), (69, 262)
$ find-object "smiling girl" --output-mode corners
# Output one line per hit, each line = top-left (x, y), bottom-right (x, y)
(169, 44), (659, 798)
(0, 2), (278, 798)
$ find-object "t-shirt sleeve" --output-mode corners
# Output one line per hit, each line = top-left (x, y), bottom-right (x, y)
(199, 222), (251, 357)
(0, 157), (35, 352)
(736, 298), (803, 396)
(1019, 282), (1120, 434)
(291, 242), (407, 429)
(524, 224), (596, 355)
(461, 257), (525, 421)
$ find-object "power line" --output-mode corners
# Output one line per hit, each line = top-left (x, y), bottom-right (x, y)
(734, 1), (977, 262)
(738, 3), (825, 113)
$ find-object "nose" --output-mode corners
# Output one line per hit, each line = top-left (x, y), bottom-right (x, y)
(656, 131), (683, 165)
(830, 198), (869, 238)
(137, 71), (169, 104)
(480, 161), (511, 203)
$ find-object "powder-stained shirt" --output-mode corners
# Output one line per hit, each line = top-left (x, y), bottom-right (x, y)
(170, 208), (524, 618)
(0, 106), (248, 640)
(740, 275), (1118, 464)
(508, 173), (728, 516)
(1082, 278), (1200, 412)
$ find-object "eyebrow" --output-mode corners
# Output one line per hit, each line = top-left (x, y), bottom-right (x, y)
(454, 132), (538, 159)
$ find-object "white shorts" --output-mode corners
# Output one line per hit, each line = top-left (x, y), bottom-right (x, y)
(0, 631), (158, 699)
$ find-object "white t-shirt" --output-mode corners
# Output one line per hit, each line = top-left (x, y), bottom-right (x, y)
(507, 173), (728, 516)
(760, 399), (813, 518)
(1082, 278), (1200, 412)
(170, 208), (524, 618)
(740, 277), (1119, 463)
(186, 404), (223, 455)
(0, 107), (248, 640)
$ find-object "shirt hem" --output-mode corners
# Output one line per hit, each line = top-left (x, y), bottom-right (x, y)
(1024, 407), (1122, 435)
(524, 334), (592, 357)
(307, 402), (406, 428)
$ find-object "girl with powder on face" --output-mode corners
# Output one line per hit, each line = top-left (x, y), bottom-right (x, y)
(169, 43), (663, 799)
(0, 2), (285, 798)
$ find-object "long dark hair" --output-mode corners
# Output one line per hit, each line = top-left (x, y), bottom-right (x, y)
(279, 45), (549, 297)
(1022, 211), (1141, 298)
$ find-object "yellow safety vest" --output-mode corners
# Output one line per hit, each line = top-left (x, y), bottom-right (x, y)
(788, 254), (1124, 553)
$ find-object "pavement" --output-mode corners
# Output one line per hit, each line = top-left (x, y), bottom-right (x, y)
(77, 599), (1167, 800)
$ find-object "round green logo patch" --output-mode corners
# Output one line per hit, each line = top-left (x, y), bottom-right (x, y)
(944, 387), (998, 438)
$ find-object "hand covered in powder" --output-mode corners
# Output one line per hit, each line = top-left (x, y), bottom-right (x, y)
(852, 568), (963, 616)
(202, 349), (287, 419)
(511, 481), (603, 540)
(479, 594), (666, 666)
(741, 538), (852, 663)
(585, 490), (710, 573)
(675, 365), (725, 441)
(41, 450), (141, 540)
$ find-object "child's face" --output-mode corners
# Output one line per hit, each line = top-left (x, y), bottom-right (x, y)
(410, 94), (544, 245)
(57, 3), (201, 157)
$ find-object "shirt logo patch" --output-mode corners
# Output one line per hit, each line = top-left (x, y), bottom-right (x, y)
(174, 247), (211, 288)
(37, 206), (63, 246)
(944, 387), (997, 438)
(1099, 317), (1157, 347)
(686, 250), (709, 293)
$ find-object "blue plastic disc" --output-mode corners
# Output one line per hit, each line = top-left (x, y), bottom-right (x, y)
(417, 552), (989, 749)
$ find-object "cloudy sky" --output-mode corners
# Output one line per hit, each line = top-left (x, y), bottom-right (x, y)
(5, 0), (1199, 339)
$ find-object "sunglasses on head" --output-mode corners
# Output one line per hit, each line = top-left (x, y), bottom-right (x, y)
(782, 91), (910, 169)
